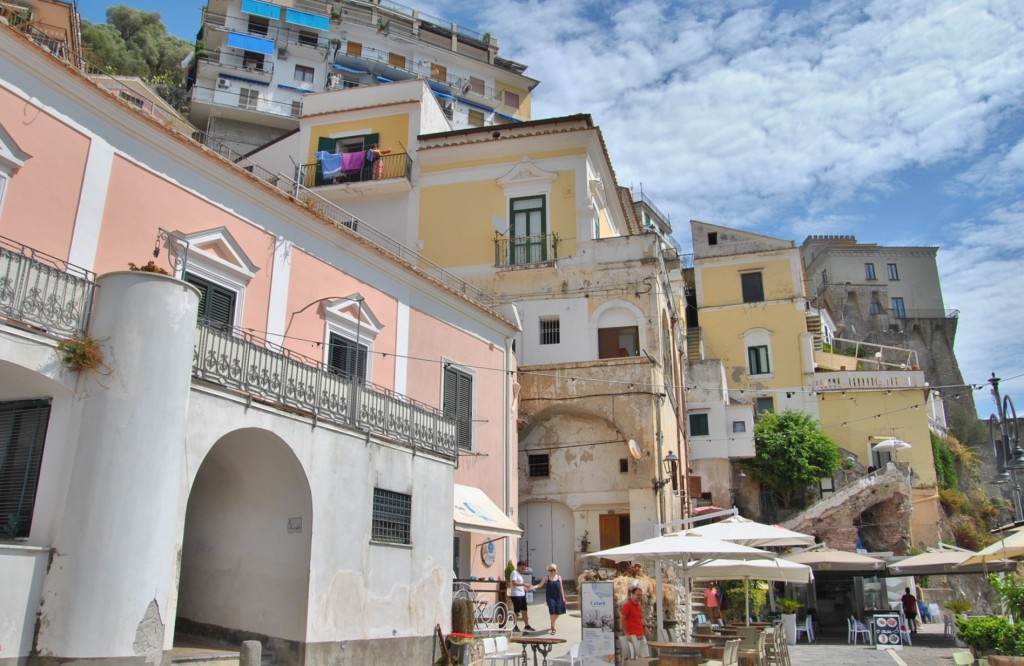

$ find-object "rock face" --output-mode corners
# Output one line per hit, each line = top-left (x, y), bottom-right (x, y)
(783, 464), (913, 553)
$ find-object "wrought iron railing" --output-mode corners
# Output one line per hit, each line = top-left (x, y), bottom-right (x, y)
(494, 233), (559, 267)
(192, 322), (458, 458)
(0, 235), (95, 337)
(298, 152), (412, 188)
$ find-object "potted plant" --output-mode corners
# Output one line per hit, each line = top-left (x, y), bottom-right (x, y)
(778, 598), (802, 645)
(128, 260), (169, 275)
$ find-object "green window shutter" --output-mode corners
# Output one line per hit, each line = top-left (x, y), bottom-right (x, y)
(328, 333), (367, 380)
(0, 399), (51, 539)
(443, 367), (472, 450)
(186, 274), (236, 330)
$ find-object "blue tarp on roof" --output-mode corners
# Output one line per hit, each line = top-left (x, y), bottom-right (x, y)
(241, 0), (280, 20)
(226, 32), (275, 55)
(285, 9), (330, 31)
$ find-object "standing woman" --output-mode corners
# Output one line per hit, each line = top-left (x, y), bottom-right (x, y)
(532, 564), (567, 634)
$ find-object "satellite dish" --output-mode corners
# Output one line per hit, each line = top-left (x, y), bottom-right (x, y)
(628, 439), (642, 460)
(491, 215), (509, 235)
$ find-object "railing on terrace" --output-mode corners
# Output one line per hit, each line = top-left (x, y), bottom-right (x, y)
(374, 0), (488, 43)
(811, 370), (928, 393)
(191, 85), (301, 120)
(0, 235), (95, 337)
(198, 54), (274, 77)
(202, 11), (332, 51)
(901, 308), (959, 319)
(494, 234), (559, 267)
(298, 153), (412, 188)
(679, 253), (694, 270)
(192, 322), (458, 458)
(821, 336), (919, 371)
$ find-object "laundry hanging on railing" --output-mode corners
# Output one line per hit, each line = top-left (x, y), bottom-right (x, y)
(314, 150), (343, 177)
(340, 150), (365, 172)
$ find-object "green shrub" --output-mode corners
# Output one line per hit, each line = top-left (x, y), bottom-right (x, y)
(940, 489), (970, 514)
(932, 431), (958, 490)
(957, 615), (1009, 654)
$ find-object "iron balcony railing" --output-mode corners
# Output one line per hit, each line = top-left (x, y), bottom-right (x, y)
(494, 233), (559, 267)
(198, 53), (275, 77)
(202, 11), (333, 51)
(192, 322), (458, 458)
(0, 235), (95, 337)
(298, 152), (412, 188)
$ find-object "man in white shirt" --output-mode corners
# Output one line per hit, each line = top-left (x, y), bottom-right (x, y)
(509, 560), (535, 632)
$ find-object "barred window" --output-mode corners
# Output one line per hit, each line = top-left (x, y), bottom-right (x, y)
(528, 454), (549, 477)
(1, 399), (51, 539)
(372, 488), (411, 545)
(539, 317), (560, 345)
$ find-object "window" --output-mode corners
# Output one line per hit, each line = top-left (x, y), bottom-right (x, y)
(467, 76), (485, 95)
(186, 273), (237, 330)
(294, 65), (314, 83)
(528, 454), (549, 478)
(755, 397), (775, 416)
(748, 345), (771, 375)
(888, 263), (899, 280)
(242, 51), (265, 72)
(689, 413), (710, 436)
(869, 300), (882, 315)
(732, 420), (746, 433)
(0, 399), (51, 539)
(290, 100), (302, 117)
(388, 52), (406, 68)
(467, 109), (484, 127)
(707, 232), (718, 245)
(892, 297), (906, 319)
(297, 29), (318, 47)
(619, 458), (629, 473)
(443, 366), (473, 450)
(509, 195), (547, 264)
(118, 91), (144, 109)
(741, 272), (764, 303)
(247, 15), (269, 36)
(238, 88), (258, 110)
(864, 263), (876, 280)
(821, 269), (828, 285)
(346, 40), (362, 57)
(504, 90), (520, 108)
(598, 326), (639, 359)
(539, 316), (560, 345)
(430, 62), (448, 83)
(371, 488), (411, 545)
(328, 333), (367, 380)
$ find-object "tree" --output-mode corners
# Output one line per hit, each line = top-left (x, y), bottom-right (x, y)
(81, 5), (192, 84)
(744, 410), (841, 508)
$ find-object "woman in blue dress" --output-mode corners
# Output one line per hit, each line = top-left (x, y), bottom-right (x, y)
(531, 563), (568, 634)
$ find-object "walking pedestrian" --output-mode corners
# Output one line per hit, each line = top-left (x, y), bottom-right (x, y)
(532, 564), (567, 634)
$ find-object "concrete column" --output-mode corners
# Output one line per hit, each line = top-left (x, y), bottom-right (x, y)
(240, 640), (262, 666)
(36, 271), (199, 662)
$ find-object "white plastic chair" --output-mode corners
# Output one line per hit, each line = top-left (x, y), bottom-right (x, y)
(485, 635), (523, 665)
(850, 616), (871, 645)
(549, 641), (581, 665)
(795, 616), (814, 643)
(953, 651), (975, 665)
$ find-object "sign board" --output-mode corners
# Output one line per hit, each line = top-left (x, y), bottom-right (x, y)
(873, 612), (903, 650)
(580, 581), (615, 664)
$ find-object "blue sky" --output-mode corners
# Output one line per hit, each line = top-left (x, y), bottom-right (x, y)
(79, 0), (1024, 416)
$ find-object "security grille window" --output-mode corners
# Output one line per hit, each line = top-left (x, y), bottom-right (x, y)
(185, 273), (236, 330)
(539, 317), (560, 345)
(238, 88), (258, 110)
(733, 421), (746, 433)
(0, 399), (51, 539)
(888, 263), (899, 280)
(371, 488), (411, 545)
(597, 326), (639, 358)
(748, 345), (771, 375)
(528, 454), (549, 478)
(689, 413), (710, 436)
(740, 272), (764, 303)
(443, 366), (473, 450)
(865, 263), (877, 280)
(328, 333), (367, 380)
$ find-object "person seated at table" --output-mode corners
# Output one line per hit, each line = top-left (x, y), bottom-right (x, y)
(621, 584), (650, 658)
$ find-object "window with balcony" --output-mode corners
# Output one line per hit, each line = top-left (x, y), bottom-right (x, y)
(321, 294), (380, 383)
(297, 29), (318, 47)
(892, 297), (906, 319)
(741, 272), (764, 303)
(388, 52), (406, 68)
(0, 399), (51, 539)
(689, 413), (709, 436)
(865, 263), (876, 280)
(430, 62), (448, 83)
(247, 15), (269, 36)
(598, 325), (639, 358)
(443, 365), (473, 451)
(346, 40), (362, 57)
(528, 454), (549, 478)
(539, 316), (560, 345)
(238, 88), (259, 110)
(372, 488), (411, 545)
(888, 263), (899, 280)
(328, 333), (367, 380)
(504, 90), (520, 108)
(509, 195), (548, 264)
(242, 51), (266, 72)
(294, 64), (314, 83)
(467, 76), (485, 95)
(748, 345), (771, 375)
(186, 274), (237, 330)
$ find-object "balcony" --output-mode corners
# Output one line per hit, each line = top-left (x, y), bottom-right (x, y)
(189, 85), (301, 129)
(202, 11), (332, 51)
(297, 153), (412, 191)
(198, 53), (275, 79)
(494, 234), (559, 268)
(0, 235), (94, 337)
(814, 337), (918, 372)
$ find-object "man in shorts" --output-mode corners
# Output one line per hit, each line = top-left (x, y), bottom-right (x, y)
(509, 560), (535, 632)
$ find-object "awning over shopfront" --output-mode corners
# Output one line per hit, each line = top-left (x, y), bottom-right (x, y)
(453, 484), (521, 537)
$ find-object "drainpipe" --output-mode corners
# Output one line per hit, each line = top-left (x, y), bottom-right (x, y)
(504, 336), (514, 566)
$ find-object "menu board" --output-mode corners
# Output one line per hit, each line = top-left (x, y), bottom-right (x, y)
(873, 612), (903, 650)
(580, 581), (615, 664)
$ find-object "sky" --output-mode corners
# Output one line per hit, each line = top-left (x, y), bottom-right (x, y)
(78, 0), (1024, 417)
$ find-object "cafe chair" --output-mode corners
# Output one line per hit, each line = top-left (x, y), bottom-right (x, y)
(953, 651), (976, 665)
(795, 616), (815, 643)
(763, 627), (790, 666)
(737, 628), (767, 666)
(899, 621), (912, 647)
(701, 638), (740, 666)
(485, 635), (522, 665)
(849, 616), (872, 645)
(548, 641), (581, 666)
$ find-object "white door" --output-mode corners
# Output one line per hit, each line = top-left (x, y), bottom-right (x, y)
(521, 501), (574, 580)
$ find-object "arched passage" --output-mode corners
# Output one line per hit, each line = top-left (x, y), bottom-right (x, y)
(177, 428), (312, 646)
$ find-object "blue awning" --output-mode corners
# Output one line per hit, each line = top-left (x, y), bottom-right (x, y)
(220, 72), (270, 87)
(226, 32), (275, 55)
(332, 64), (369, 74)
(241, 0), (280, 20)
(276, 83), (309, 92)
(285, 9), (330, 31)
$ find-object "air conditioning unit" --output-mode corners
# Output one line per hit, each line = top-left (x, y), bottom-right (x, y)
(217, 77), (231, 89)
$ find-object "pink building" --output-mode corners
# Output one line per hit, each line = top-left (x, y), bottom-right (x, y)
(0, 25), (518, 665)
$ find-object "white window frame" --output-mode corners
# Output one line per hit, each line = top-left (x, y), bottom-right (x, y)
(171, 228), (258, 330)
(0, 120), (30, 217)
(320, 294), (382, 381)
(743, 328), (774, 378)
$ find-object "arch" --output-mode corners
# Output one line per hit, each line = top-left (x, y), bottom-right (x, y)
(177, 428), (312, 645)
(519, 500), (574, 582)
(590, 299), (647, 359)
(742, 327), (774, 377)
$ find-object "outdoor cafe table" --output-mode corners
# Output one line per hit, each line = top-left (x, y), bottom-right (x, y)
(509, 635), (566, 666)
(648, 641), (713, 666)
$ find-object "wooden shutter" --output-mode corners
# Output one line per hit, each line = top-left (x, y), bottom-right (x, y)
(0, 399), (51, 539)
(328, 333), (367, 380)
(444, 367), (472, 450)
(186, 274), (236, 330)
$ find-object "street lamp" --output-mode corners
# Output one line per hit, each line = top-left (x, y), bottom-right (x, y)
(652, 450), (680, 493)
(989, 373), (1023, 523)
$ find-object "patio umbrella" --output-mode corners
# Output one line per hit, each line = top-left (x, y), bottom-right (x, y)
(685, 515), (816, 548)
(890, 549), (1017, 575)
(587, 533), (775, 640)
(873, 438), (912, 461)
(958, 529), (1024, 567)
(784, 549), (887, 575)
(690, 557), (814, 625)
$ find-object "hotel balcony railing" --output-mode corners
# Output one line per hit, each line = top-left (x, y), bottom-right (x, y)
(198, 54), (274, 77)
(494, 234), (559, 268)
(192, 322), (458, 458)
(202, 11), (332, 51)
(298, 153), (412, 189)
(0, 235), (95, 337)
(190, 85), (301, 120)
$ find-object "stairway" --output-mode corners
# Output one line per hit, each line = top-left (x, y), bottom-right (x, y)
(687, 327), (703, 362)
(805, 314), (823, 351)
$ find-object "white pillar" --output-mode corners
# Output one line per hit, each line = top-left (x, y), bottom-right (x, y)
(36, 271), (198, 661)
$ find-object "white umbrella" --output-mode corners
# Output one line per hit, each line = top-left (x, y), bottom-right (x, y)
(690, 557), (814, 625)
(873, 438), (912, 461)
(959, 529), (1024, 567)
(685, 515), (816, 548)
(587, 533), (774, 640)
